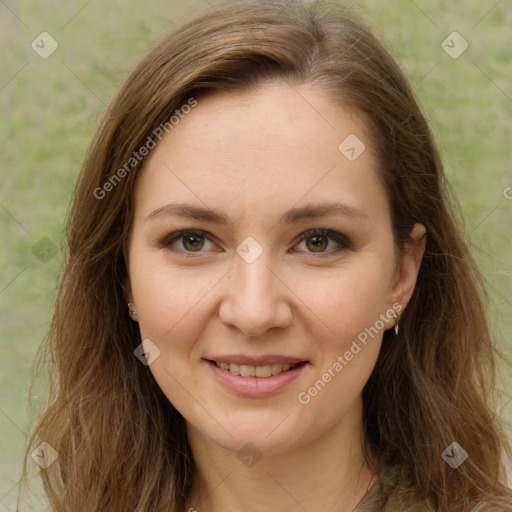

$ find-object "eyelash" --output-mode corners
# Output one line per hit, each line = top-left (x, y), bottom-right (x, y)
(159, 228), (351, 258)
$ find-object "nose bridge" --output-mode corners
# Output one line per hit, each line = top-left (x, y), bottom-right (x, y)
(219, 249), (291, 336)
(235, 251), (274, 300)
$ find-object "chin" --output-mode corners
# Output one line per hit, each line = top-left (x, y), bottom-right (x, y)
(190, 410), (315, 457)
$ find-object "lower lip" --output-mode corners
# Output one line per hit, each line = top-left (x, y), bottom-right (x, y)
(204, 360), (309, 398)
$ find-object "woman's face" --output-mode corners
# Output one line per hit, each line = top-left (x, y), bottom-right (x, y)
(125, 82), (425, 456)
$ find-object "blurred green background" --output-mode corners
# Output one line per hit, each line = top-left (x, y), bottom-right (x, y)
(1, 0), (511, 509)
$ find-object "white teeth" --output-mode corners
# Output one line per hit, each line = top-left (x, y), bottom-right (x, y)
(270, 364), (282, 375)
(240, 364), (255, 377)
(215, 361), (298, 377)
(256, 365), (272, 378)
(229, 363), (240, 375)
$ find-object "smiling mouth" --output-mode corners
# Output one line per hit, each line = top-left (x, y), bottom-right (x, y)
(207, 360), (307, 378)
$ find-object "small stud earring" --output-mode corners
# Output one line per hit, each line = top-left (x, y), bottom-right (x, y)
(128, 302), (137, 318)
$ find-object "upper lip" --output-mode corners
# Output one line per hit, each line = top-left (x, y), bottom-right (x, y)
(205, 354), (308, 366)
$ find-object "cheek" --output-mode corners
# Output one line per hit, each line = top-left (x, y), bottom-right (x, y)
(293, 259), (392, 340)
(292, 269), (388, 417)
(128, 253), (220, 409)
(290, 258), (392, 407)
(129, 249), (224, 340)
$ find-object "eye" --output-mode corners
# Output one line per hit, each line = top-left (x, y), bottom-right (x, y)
(159, 228), (351, 257)
(159, 229), (219, 254)
(293, 229), (351, 256)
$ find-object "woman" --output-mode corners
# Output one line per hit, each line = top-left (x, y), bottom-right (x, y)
(21, 0), (512, 510)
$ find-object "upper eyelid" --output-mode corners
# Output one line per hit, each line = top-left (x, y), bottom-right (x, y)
(160, 228), (218, 247)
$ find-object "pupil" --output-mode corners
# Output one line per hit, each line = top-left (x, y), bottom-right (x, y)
(308, 235), (327, 252)
(184, 235), (204, 251)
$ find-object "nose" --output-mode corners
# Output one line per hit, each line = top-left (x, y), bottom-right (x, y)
(218, 253), (293, 337)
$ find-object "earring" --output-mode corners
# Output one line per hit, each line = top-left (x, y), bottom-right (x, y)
(394, 313), (400, 336)
(127, 302), (137, 318)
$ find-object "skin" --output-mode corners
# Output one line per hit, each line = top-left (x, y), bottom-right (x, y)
(124, 81), (426, 512)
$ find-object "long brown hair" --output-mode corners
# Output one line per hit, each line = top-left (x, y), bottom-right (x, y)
(20, 1), (512, 510)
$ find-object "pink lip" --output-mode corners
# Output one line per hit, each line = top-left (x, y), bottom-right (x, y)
(204, 359), (310, 398)
(205, 354), (308, 366)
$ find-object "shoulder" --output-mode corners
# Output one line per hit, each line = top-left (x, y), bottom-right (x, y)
(353, 464), (434, 512)
(354, 463), (512, 512)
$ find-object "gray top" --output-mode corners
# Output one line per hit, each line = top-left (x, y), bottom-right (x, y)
(353, 464), (433, 512)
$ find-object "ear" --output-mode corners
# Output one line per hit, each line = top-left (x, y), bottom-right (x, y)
(389, 223), (427, 311)
(122, 275), (139, 322)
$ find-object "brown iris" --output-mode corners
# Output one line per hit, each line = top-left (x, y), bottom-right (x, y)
(306, 235), (328, 252)
(183, 235), (205, 251)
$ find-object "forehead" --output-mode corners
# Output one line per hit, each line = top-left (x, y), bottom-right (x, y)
(153, 82), (372, 165)
(134, 82), (388, 228)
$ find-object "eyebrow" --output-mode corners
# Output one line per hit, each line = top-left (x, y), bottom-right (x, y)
(145, 202), (368, 226)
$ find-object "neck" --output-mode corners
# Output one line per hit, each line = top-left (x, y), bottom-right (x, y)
(185, 401), (377, 512)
